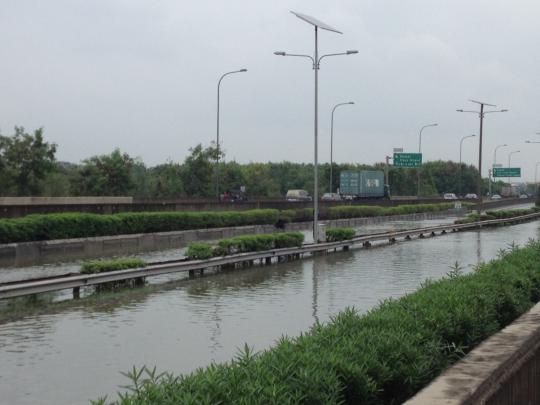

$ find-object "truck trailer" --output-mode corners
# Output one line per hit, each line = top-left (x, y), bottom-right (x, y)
(339, 170), (389, 199)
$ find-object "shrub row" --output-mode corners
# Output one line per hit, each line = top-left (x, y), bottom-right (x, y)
(186, 232), (305, 260)
(0, 203), (463, 244)
(0, 209), (280, 244)
(96, 240), (540, 405)
(325, 227), (356, 242)
(455, 207), (539, 224)
(326, 202), (462, 219)
(81, 258), (147, 274)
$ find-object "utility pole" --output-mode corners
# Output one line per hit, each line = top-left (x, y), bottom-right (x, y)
(457, 100), (508, 213)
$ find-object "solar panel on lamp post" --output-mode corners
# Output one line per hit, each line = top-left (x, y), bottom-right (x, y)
(274, 11), (358, 242)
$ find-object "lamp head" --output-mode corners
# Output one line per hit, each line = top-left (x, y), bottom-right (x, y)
(346, 50), (359, 55)
(348, 101), (355, 104)
(239, 68), (247, 72)
(456, 109), (464, 112)
(274, 51), (286, 56)
(500, 109), (508, 112)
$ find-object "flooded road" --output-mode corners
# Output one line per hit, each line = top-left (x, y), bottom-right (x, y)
(1, 217), (539, 404)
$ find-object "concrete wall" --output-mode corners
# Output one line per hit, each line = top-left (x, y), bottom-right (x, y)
(0, 211), (461, 267)
(0, 196), (133, 205)
(0, 196), (530, 218)
(405, 301), (540, 405)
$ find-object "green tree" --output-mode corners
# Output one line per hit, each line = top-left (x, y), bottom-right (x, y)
(72, 149), (135, 196)
(242, 163), (281, 197)
(0, 127), (57, 196)
(181, 143), (221, 198)
(40, 162), (78, 196)
(150, 161), (184, 197)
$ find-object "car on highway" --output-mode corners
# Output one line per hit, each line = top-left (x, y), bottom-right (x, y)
(286, 189), (312, 202)
(443, 193), (458, 200)
(321, 193), (341, 201)
(519, 194), (529, 199)
(490, 194), (502, 200)
(464, 193), (478, 199)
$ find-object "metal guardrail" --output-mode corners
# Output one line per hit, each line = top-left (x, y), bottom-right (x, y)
(1, 211), (539, 300)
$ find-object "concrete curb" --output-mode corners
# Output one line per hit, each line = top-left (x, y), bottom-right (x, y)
(405, 301), (540, 404)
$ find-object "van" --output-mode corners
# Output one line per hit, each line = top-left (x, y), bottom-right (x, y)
(286, 189), (312, 201)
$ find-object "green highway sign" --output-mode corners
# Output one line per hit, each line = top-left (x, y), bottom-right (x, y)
(493, 167), (521, 177)
(393, 153), (422, 167)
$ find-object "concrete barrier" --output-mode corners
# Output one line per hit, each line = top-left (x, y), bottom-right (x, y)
(0, 211), (462, 267)
(405, 301), (540, 404)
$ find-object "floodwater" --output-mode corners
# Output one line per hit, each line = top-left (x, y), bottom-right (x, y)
(0, 216), (539, 405)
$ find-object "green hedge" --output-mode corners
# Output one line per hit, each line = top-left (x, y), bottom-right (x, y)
(81, 258), (147, 274)
(325, 227), (356, 242)
(186, 232), (305, 259)
(456, 207), (539, 224)
(0, 203), (466, 244)
(95, 240), (540, 405)
(327, 203), (460, 220)
(0, 209), (280, 244)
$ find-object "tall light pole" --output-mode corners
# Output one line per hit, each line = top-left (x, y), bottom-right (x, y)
(330, 101), (354, 193)
(508, 150), (520, 167)
(457, 100), (508, 213)
(491, 144), (507, 197)
(507, 150), (520, 185)
(458, 134), (476, 196)
(535, 162), (540, 192)
(417, 123), (438, 197)
(216, 69), (247, 201)
(274, 11), (358, 242)
(493, 143), (508, 165)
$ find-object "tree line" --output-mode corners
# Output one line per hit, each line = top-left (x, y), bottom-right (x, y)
(0, 127), (513, 198)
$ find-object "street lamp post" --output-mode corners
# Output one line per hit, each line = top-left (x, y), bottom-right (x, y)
(458, 134), (476, 196)
(491, 144), (507, 197)
(493, 144), (508, 165)
(274, 11), (358, 242)
(330, 101), (354, 193)
(417, 123), (438, 197)
(216, 69), (247, 201)
(507, 150), (520, 184)
(457, 100), (508, 213)
(535, 162), (540, 194)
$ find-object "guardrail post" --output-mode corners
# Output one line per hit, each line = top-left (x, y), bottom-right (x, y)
(73, 287), (80, 299)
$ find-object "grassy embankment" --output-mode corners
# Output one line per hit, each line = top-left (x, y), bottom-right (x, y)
(93, 240), (540, 405)
(0, 203), (463, 244)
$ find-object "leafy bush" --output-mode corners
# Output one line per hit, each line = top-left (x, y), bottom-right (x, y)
(327, 203), (458, 220)
(455, 207), (539, 224)
(0, 209), (280, 244)
(0, 203), (469, 244)
(187, 232), (305, 258)
(185, 243), (214, 260)
(96, 241), (540, 405)
(325, 227), (356, 242)
(81, 258), (146, 274)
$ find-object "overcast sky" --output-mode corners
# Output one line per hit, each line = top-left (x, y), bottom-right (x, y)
(1, 1), (539, 180)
